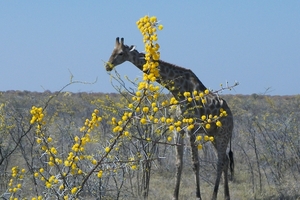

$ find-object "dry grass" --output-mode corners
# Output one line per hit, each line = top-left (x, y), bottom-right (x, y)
(145, 162), (300, 200)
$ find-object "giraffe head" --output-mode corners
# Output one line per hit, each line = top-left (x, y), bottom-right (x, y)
(105, 37), (136, 71)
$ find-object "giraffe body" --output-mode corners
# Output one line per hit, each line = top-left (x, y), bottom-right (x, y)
(106, 38), (234, 200)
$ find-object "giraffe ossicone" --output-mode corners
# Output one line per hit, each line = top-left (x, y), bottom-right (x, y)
(106, 37), (234, 200)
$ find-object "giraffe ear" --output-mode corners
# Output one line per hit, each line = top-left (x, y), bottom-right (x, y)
(115, 37), (120, 46)
(129, 45), (136, 52)
(120, 38), (124, 45)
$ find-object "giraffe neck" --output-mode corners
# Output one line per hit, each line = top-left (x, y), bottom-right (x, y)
(126, 47), (207, 100)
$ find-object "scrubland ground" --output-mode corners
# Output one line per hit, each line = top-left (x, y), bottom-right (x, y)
(0, 91), (299, 199)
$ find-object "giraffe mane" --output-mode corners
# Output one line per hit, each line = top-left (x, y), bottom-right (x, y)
(123, 42), (207, 91)
(158, 60), (208, 91)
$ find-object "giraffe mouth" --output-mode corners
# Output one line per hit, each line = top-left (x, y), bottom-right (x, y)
(105, 62), (114, 71)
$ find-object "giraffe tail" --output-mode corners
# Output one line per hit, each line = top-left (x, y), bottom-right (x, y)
(229, 138), (234, 181)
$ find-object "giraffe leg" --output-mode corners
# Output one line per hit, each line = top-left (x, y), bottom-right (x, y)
(212, 156), (222, 200)
(212, 147), (228, 200)
(173, 131), (184, 200)
(189, 133), (201, 200)
(223, 155), (230, 200)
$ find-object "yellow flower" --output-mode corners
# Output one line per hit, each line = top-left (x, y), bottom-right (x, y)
(150, 16), (157, 23)
(71, 187), (78, 194)
(92, 159), (97, 165)
(166, 118), (173, 124)
(201, 115), (206, 121)
(122, 115), (128, 121)
(59, 184), (64, 190)
(47, 137), (53, 143)
(37, 107), (43, 113)
(46, 182), (52, 188)
(197, 144), (203, 150)
(136, 91), (142, 97)
(204, 135), (209, 141)
(158, 25), (163, 30)
(142, 106), (149, 113)
(124, 131), (130, 137)
(64, 160), (70, 167)
(167, 136), (172, 142)
(41, 145), (47, 151)
(131, 165), (137, 170)
(187, 124), (194, 131)
(188, 118), (194, 124)
(216, 120), (222, 127)
(140, 118), (147, 124)
(183, 92), (190, 97)
(50, 147), (57, 155)
(112, 127), (118, 133)
(97, 170), (103, 178)
(174, 121), (181, 126)
(196, 135), (202, 141)
(116, 125), (123, 132)
(36, 138), (42, 144)
(161, 101), (168, 107)
(205, 123), (211, 129)
(104, 147), (110, 153)
(56, 158), (62, 164)
(49, 175), (55, 182)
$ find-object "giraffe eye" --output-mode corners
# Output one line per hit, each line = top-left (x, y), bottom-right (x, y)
(119, 52), (124, 56)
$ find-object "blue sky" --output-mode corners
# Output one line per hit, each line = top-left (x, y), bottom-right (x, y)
(1, 1), (299, 95)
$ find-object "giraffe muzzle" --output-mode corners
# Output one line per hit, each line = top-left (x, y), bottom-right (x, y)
(105, 62), (114, 71)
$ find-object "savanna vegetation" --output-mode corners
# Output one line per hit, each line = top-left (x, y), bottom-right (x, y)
(0, 15), (299, 200)
(0, 90), (299, 199)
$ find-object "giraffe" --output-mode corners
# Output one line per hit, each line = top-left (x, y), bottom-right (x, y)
(105, 37), (234, 200)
